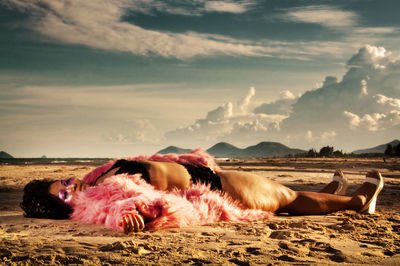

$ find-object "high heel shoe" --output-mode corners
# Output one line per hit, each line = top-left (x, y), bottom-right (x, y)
(332, 169), (348, 195)
(358, 170), (384, 214)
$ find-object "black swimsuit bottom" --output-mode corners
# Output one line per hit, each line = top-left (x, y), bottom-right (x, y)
(98, 159), (222, 191)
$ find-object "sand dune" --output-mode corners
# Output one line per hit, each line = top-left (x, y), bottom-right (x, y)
(1, 158), (399, 264)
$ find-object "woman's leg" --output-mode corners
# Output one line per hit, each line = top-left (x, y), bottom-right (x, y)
(277, 191), (357, 215)
(319, 169), (347, 195)
(278, 174), (381, 215)
(217, 170), (297, 212)
(217, 170), (382, 215)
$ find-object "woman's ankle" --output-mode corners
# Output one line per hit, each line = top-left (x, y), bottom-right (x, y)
(347, 194), (366, 211)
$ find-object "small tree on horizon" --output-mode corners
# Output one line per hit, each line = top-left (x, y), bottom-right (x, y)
(333, 150), (344, 157)
(384, 144), (393, 156)
(307, 148), (318, 157)
(394, 143), (400, 156)
(319, 146), (334, 157)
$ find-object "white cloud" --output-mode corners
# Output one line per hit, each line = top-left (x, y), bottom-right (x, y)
(204, 1), (251, 14)
(165, 87), (287, 147)
(280, 90), (296, 100)
(346, 45), (389, 69)
(164, 45), (400, 151)
(303, 130), (337, 145)
(283, 5), (358, 27)
(3, 0), (276, 59)
(321, 131), (337, 142)
(361, 79), (368, 95)
(204, 1), (247, 13)
(343, 111), (361, 129)
(254, 89), (297, 115)
(206, 102), (234, 121)
(361, 114), (380, 131)
(343, 111), (400, 132)
(374, 94), (400, 109)
(354, 27), (397, 34)
(237, 86), (255, 114)
(386, 110), (400, 125)
(278, 45), (400, 150)
(4, 0), (371, 61)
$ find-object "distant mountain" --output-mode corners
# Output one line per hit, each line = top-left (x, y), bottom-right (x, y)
(242, 142), (305, 158)
(353, 139), (400, 154)
(206, 142), (242, 157)
(207, 141), (305, 158)
(0, 151), (14, 158)
(156, 146), (192, 154)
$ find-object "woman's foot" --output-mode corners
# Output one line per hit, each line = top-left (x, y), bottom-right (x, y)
(349, 170), (384, 214)
(320, 169), (348, 195)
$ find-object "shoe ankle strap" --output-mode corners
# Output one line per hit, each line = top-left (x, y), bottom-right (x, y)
(364, 177), (381, 185)
(332, 175), (344, 182)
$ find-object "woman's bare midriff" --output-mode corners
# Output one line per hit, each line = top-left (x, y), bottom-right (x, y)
(140, 160), (192, 191)
(94, 161), (192, 191)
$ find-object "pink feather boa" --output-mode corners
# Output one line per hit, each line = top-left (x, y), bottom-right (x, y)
(83, 148), (221, 185)
(70, 174), (273, 232)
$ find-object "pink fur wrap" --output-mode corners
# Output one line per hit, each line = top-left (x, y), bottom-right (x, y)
(70, 149), (272, 232)
(71, 174), (272, 232)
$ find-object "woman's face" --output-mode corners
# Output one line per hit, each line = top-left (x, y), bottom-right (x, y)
(49, 178), (88, 206)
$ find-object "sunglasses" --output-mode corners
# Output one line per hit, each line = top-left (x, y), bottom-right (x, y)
(58, 178), (75, 205)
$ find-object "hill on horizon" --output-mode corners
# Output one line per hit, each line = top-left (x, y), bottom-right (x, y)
(206, 142), (242, 157)
(353, 139), (400, 154)
(0, 151), (14, 159)
(156, 146), (192, 154)
(156, 142), (305, 158)
(206, 141), (306, 158)
(156, 139), (399, 158)
(240, 142), (305, 158)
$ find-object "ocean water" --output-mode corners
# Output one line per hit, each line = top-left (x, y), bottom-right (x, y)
(0, 158), (111, 166)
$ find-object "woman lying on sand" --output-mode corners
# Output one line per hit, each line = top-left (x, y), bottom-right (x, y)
(20, 149), (384, 234)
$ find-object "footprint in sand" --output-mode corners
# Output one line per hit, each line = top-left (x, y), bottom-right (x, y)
(229, 258), (250, 266)
(269, 230), (293, 239)
(310, 239), (346, 262)
(0, 248), (13, 259)
(183, 258), (213, 264)
(245, 247), (263, 255)
(300, 239), (347, 262)
(277, 254), (297, 262)
(99, 241), (126, 251)
(278, 241), (301, 254)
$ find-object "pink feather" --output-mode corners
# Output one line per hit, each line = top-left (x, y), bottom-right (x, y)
(71, 174), (272, 232)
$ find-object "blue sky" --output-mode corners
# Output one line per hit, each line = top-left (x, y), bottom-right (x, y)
(1, 0), (399, 157)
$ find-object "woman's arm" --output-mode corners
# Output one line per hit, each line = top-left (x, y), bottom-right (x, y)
(92, 160), (127, 186)
(93, 167), (120, 186)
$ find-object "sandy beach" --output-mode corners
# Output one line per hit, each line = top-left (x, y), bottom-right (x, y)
(1, 158), (399, 265)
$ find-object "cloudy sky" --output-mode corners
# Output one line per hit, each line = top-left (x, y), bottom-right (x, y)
(1, 0), (399, 157)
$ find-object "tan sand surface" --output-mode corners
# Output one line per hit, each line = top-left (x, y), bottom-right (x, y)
(1, 158), (399, 265)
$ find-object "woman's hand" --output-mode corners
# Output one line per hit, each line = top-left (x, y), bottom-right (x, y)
(119, 213), (145, 234)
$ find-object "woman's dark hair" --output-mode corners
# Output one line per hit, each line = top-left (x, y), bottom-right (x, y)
(20, 179), (73, 219)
